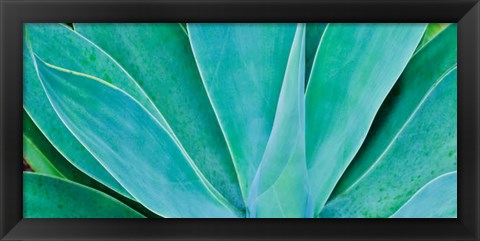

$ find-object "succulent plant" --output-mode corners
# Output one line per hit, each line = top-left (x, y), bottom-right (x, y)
(23, 23), (457, 218)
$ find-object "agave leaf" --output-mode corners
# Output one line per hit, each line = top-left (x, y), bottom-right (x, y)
(24, 172), (144, 218)
(31, 54), (241, 218)
(23, 28), (132, 199)
(320, 67), (457, 217)
(306, 24), (426, 214)
(23, 136), (63, 177)
(24, 109), (75, 179)
(305, 23), (327, 83)
(247, 24), (309, 218)
(26, 24), (169, 127)
(74, 24), (243, 210)
(179, 23), (188, 35)
(188, 23), (297, 199)
(417, 23), (450, 50)
(23, 111), (64, 177)
(390, 172), (457, 218)
(332, 24), (457, 199)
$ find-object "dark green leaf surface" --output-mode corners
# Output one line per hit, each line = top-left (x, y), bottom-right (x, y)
(332, 24), (457, 200)
(247, 24), (310, 217)
(23, 114), (64, 177)
(305, 23), (327, 83)
(32, 55), (241, 217)
(74, 23), (243, 210)
(320, 67), (457, 217)
(188, 23), (297, 200)
(24, 172), (144, 218)
(306, 24), (427, 214)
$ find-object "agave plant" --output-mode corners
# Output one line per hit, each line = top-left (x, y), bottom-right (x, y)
(23, 22), (457, 218)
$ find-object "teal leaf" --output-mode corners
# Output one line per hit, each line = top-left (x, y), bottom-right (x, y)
(24, 109), (155, 217)
(74, 23), (243, 210)
(332, 24), (457, 200)
(23, 25), (132, 199)
(417, 23), (450, 50)
(23, 110), (64, 178)
(188, 23), (297, 200)
(26, 23), (169, 128)
(247, 24), (310, 217)
(320, 67), (457, 217)
(31, 55), (241, 218)
(390, 172), (457, 218)
(24, 172), (144, 218)
(305, 23), (327, 83)
(306, 23), (427, 214)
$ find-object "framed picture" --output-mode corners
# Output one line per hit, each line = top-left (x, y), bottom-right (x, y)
(1, 0), (479, 240)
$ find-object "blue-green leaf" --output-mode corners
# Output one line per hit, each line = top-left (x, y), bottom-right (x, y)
(305, 23), (327, 83)
(26, 24), (168, 127)
(74, 23), (243, 210)
(390, 172), (457, 218)
(24, 172), (144, 218)
(31, 54), (241, 218)
(247, 24), (310, 217)
(332, 24), (457, 200)
(188, 23), (297, 200)
(24, 25), (132, 199)
(320, 67), (457, 217)
(305, 23), (427, 214)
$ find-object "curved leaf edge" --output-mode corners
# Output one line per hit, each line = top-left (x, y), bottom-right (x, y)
(29, 50), (242, 217)
(24, 172), (146, 218)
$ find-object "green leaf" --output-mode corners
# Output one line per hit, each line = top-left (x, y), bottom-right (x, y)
(24, 172), (144, 218)
(188, 23), (297, 200)
(247, 24), (309, 217)
(31, 55), (241, 218)
(26, 24), (170, 127)
(320, 67), (457, 217)
(390, 172), (457, 218)
(23, 26), (132, 199)
(23, 136), (63, 177)
(305, 23), (427, 214)
(332, 24), (457, 200)
(305, 23), (327, 84)
(24, 108), (159, 218)
(23, 111), (64, 177)
(74, 23), (243, 210)
(179, 23), (188, 35)
(417, 23), (450, 50)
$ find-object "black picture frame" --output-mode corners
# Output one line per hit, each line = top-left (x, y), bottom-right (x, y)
(1, 0), (479, 240)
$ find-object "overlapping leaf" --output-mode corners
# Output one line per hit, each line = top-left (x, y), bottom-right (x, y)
(320, 67), (457, 217)
(305, 23), (327, 83)
(30, 54), (242, 217)
(22, 22), (457, 218)
(23, 27), (132, 199)
(391, 172), (457, 218)
(188, 23), (297, 200)
(305, 24), (427, 214)
(247, 24), (310, 217)
(24, 173), (144, 218)
(332, 24), (458, 199)
(74, 23), (243, 210)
